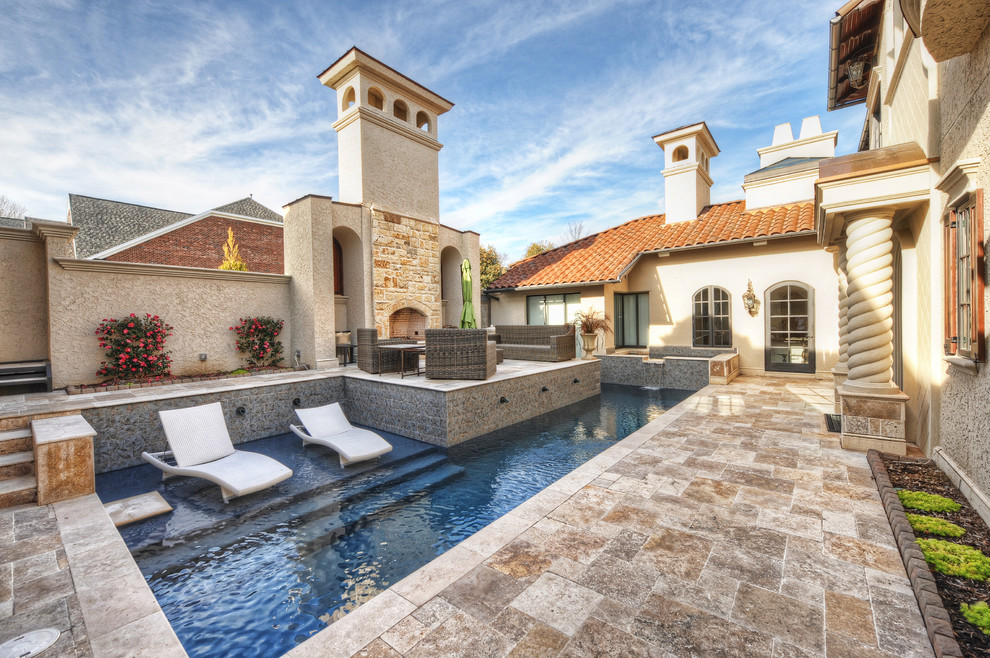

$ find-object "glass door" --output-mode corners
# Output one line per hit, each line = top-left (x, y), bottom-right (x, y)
(765, 282), (815, 373)
(615, 292), (649, 348)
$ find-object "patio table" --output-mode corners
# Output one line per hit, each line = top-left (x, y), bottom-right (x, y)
(378, 343), (425, 378)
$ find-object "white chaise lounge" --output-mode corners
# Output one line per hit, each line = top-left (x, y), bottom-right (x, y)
(290, 402), (393, 467)
(142, 401), (293, 502)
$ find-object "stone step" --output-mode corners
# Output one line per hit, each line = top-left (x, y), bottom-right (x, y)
(0, 450), (34, 479)
(0, 474), (37, 508)
(0, 428), (33, 456)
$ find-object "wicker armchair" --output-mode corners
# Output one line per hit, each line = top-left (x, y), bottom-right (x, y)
(494, 325), (575, 362)
(425, 329), (497, 380)
(356, 329), (409, 374)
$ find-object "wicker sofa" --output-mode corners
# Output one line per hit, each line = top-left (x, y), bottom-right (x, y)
(493, 325), (575, 362)
(424, 329), (497, 380)
(356, 329), (416, 374)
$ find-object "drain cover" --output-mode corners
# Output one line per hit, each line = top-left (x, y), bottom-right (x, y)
(0, 629), (60, 658)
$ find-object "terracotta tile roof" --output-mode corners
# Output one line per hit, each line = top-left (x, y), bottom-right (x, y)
(488, 200), (814, 290)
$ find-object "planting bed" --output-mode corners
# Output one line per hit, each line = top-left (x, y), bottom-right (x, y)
(876, 452), (990, 656)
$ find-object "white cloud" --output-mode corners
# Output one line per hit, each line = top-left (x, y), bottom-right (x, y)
(0, 0), (863, 263)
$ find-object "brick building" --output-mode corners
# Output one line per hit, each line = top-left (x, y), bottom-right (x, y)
(68, 195), (284, 273)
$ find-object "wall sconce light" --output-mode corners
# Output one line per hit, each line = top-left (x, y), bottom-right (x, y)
(742, 280), (761, 317)
(847, 54), (871, 90)
(199, 353), (208, 361)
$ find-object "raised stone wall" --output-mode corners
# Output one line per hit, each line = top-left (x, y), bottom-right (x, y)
(82, 377), (345, 472)
(79, 362), (603, 471)
(372, 209), (441, 335)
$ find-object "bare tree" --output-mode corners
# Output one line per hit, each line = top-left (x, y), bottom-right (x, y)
(0, 195), (26, 219)
(560, 219), (586, 244)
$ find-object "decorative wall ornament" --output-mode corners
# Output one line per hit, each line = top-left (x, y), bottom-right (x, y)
(742, 280), (761, 317)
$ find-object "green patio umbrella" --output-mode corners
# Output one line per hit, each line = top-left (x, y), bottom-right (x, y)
(459, 258), (477, 328)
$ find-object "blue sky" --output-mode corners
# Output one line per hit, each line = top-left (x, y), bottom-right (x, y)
(0, 0), (865, 262)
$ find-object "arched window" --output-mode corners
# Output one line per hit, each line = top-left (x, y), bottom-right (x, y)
(693, 286), (731, 347)
(368, 87), (384, 110)
(333, 238), (343, 295)
(765, 281), (815, 372)
(672, 145), (689, 162)
(393, 100), (408, 122)
(341, 87), (356, 111)
(416, 111), (430, 131)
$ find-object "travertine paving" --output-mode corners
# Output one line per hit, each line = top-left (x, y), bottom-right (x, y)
(292, 376), (933, 657)
(0, 504), (91, 657)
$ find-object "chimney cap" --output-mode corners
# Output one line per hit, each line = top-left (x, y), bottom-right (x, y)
(652, 121), (720, 156)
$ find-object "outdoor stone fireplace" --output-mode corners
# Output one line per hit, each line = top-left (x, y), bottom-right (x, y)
(372, 208), (442, 336)
(388, 307), (428, 339)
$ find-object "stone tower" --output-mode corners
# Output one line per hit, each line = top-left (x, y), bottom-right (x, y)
(319, 47), (455, 222)
(652, 122), (720, 223)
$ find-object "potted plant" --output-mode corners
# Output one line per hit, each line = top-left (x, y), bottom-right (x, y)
(573, 309), (612, 359)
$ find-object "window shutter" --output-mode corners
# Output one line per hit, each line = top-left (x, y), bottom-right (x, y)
(944, 212), (958, 355)
(972, 189), (985, 361)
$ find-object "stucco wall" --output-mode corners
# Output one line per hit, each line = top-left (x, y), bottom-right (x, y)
(620, 236), (837, 376)
(46, 244), (292, 388)
(438, 224), (480, 327)
(934, 21), (990, 496)
(491, 237), (838, 376)
(0, 229), (48, 362)
(284, 195), (336, 369)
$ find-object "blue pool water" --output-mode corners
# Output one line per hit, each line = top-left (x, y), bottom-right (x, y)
(120, 385), (691, 657)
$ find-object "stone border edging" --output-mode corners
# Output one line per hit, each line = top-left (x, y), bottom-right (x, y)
(66, 366), (301, 395)
(867, 449), (964, 658)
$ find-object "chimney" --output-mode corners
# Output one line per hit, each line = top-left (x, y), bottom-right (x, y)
(653, 122), (720, 223)
(742, 116), (839, 209)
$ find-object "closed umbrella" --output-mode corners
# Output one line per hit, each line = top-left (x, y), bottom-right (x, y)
(459, 258), (477, 328)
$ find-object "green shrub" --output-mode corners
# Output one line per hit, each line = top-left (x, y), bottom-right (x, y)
(961, 601), (990, 635)
(917, 538), (990, 581)
(906, 513), (966, 538)
(897, 490), (961, 513)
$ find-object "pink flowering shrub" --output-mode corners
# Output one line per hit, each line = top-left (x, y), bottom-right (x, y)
(95, 313), (173, 381)
(230, 317), (284, 367)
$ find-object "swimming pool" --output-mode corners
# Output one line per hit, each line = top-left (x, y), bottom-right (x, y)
(111, 384), (691, 657)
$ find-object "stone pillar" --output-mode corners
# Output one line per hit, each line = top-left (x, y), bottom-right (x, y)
(838, 209), (908, 454)
(832, 239), (849, 413)
(32, 415), (96, 505)
(283, 195), (339, 370)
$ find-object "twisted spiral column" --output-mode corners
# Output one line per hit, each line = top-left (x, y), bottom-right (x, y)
(842, 209), (900, 395)
(836, 239), (850, 372)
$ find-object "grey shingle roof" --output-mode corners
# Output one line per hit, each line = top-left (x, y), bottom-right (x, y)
(69, 195), (194, 258)
(69, 194), (282, 258)
(0, 217), (31, 230)
(212, 197), (282, 222)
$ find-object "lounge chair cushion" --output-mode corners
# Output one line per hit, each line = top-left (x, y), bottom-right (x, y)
(293, 403), (393, 465)
(294, 402), (352, 438)
(159, 402), (236, 468)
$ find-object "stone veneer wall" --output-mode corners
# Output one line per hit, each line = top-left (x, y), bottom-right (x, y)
(372, 209), (441, 336)
(599, 354), (710, 391)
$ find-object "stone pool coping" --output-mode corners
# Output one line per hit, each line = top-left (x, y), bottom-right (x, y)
(53, 494), (186, 657)
(283, 383), (710, 657)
